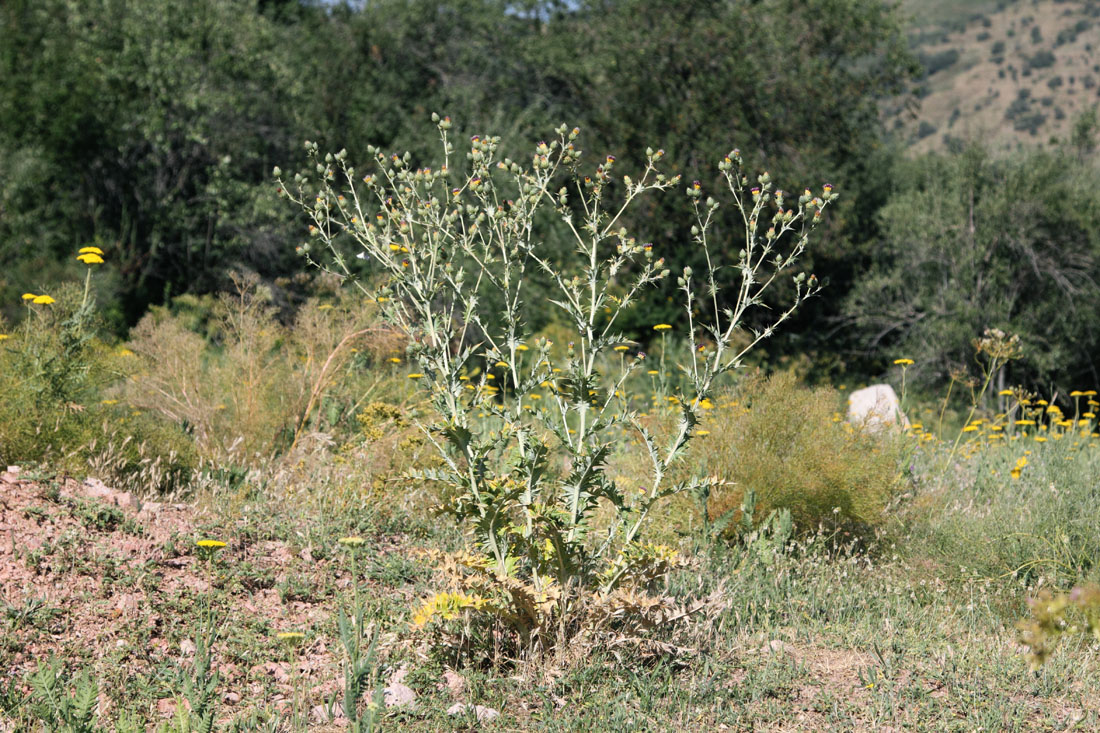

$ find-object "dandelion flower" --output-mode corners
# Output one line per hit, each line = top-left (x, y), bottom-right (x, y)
(998, 389), (1014, 396)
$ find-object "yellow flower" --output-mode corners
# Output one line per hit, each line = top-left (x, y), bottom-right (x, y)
(998, 389), (1014, 396)
(277, 631), (305, 643)
(339, 536), (365, 548)
(1015, 420), (1036, 426)
(893, 358), (914, 366)
(78, 246), (105, 255)
(76, 253), (104, 265)
(1034, 436), (1048, 443)
(647, 370), (659, 375)
(196, 539), (226, 549)
(21, 293), (37, 301)
(653, 324), (672, 331)
(962, 425), (978, 432)
(32, 295), (55, 305)
(695, 430), (711, 436)
(318, 304), (334, 310)
(407, 373), (424, 379)
(613, 345), (629, 352)
(0, 334), (8, 341)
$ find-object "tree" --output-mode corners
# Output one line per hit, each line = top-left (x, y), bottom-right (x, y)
(845, 142), (1100, 391)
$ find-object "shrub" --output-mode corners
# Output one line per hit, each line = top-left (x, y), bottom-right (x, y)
(1028, 50), (1057, 69)
(0, 250), (202, 494)
(702, 370), (903, 541)
(918, 49), (960, 76)
(122, 276), (400, 465)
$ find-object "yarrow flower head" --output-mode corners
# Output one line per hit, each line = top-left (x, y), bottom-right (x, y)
(76, 252), (105, 265)
(893, 358), (914, 366)
(277, 631), (306, 645)
(338, 536), (366, 548)
(653, 324), (672, 331)
(196, 539), (227, 549)
(32, 295), (55, 305)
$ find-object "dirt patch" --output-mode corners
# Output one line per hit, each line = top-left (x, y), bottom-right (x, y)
(0, 466), (354, 722)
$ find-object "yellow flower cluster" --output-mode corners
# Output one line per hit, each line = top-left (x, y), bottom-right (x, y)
(76, 246), (105, 265)
(410, 591), (488, 629)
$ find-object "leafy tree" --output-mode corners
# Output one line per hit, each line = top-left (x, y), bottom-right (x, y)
(0, 0), (308, 324)
(845, 142), (1100, 391)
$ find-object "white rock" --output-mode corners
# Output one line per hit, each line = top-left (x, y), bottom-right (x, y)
(447, 703), (500, 722)
(847, 384), (909, 431)
(383, 682), (416, 708)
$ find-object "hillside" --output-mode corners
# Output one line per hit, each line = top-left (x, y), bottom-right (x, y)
(892, 0), (1100, 152)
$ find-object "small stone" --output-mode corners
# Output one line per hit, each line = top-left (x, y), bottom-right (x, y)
(767, 639), (790, 654)
(440, 669), (466, 697)
(224, 691), (240, 704)
(382, 682), (416, 708)
(447, 703), (500, 722)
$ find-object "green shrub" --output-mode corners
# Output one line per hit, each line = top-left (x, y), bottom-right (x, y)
(702, 371), (904, 540)
(0, 263), (201, 494)
(0, 279), (118, 467)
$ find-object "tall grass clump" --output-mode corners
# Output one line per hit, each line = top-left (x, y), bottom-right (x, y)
(280, 117), (834, 655)
(701, 370), (904, 542)
(122, 275), (406, 467)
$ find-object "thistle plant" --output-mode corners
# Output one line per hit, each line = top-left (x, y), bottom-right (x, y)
(279, 118), (831, 646)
